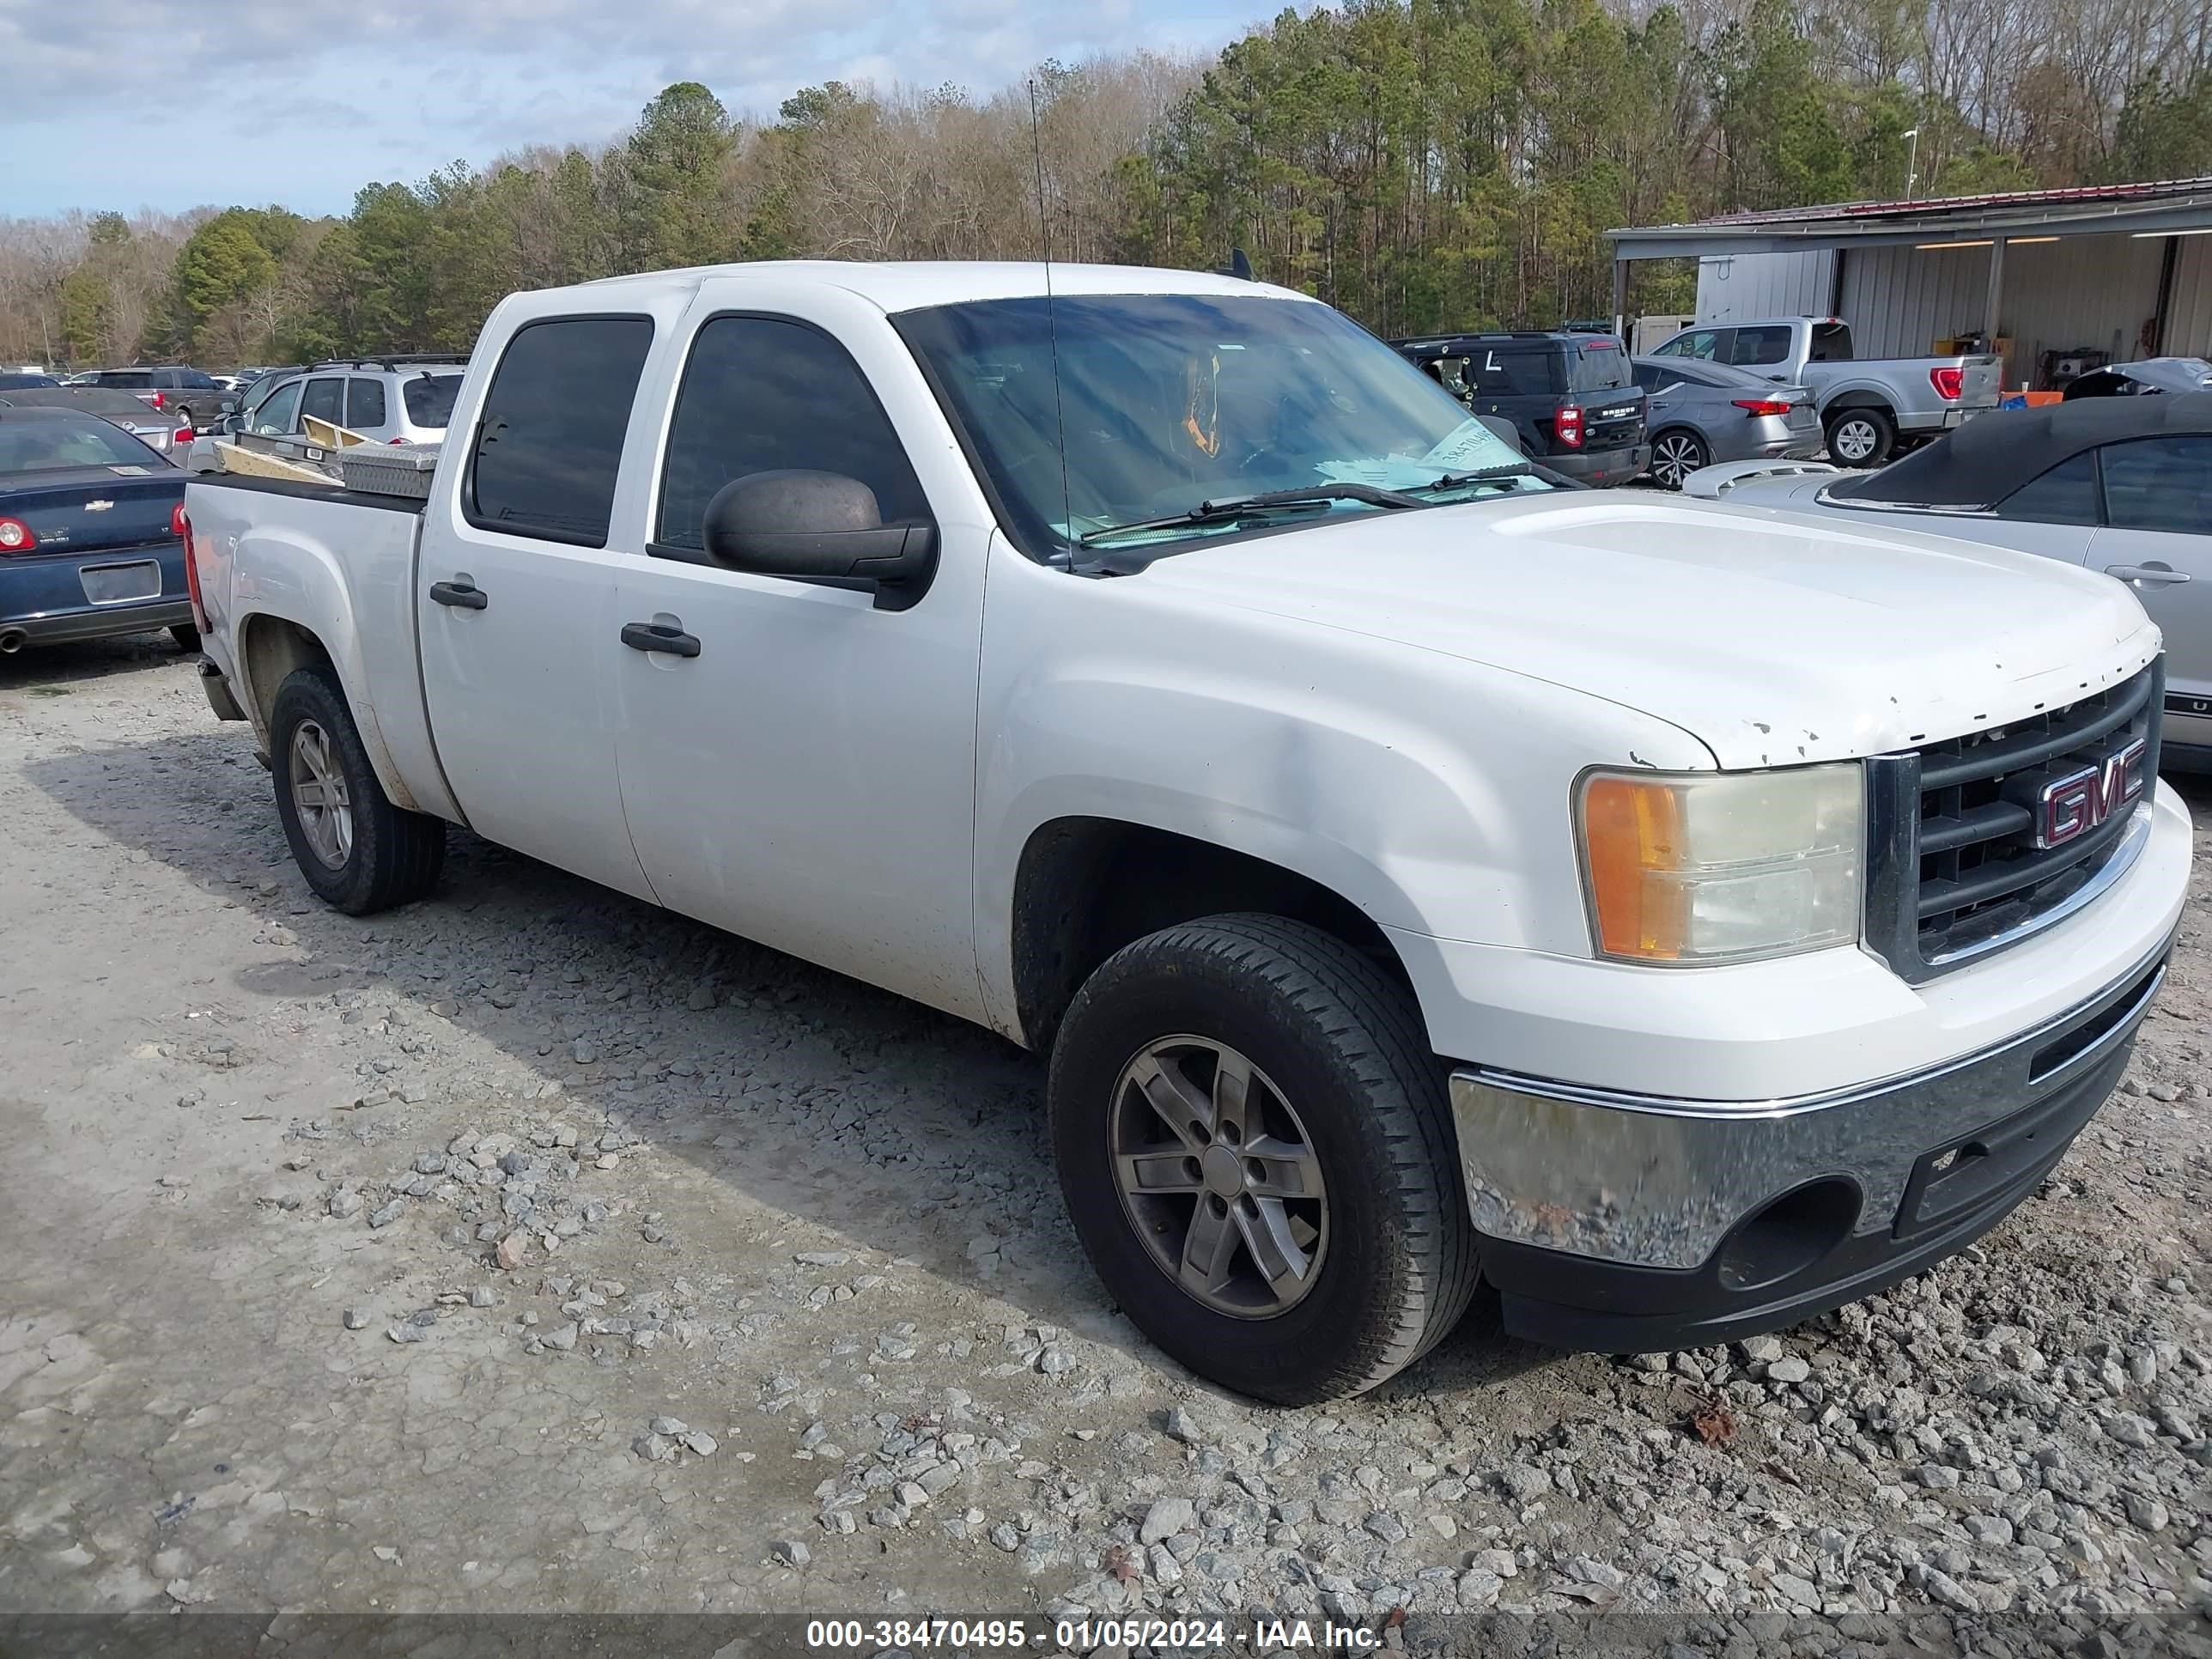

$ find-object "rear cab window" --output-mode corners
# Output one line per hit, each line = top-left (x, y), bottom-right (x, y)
(466, 316), (655, 547)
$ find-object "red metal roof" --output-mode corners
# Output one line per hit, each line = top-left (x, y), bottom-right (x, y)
(1689, 176), (2212, 228)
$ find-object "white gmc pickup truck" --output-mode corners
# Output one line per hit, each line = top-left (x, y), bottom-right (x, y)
(183, 262), (2191, 1404)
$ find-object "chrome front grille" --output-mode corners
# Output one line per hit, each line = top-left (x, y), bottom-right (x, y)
(1863, 662), (2162, 981)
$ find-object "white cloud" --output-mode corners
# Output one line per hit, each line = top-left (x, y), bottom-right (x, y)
(3, 0), (1240, 216)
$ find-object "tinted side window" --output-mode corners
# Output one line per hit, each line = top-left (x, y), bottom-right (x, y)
(469, 316), (654, 547)
(181, 370), (217, 389)
(347, 377), (387, 428)
(105, 370), (152, 388)
(1996, 452), (2100, 526)
(301, 377), (344, 424)
(1467, 346), (1563, 396)
(2100, 436), (2212, 533)
(1631, 363), (1661, 391)
(1731, 325), (1794, 367)
(656, 315), (930, 555)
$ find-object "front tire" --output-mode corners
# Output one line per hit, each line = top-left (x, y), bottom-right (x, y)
(1649, 428), (1709, 489)
(270, 666), (445, 915)
(1826, 406), (1895, 467)
(1049, 915), (1479, 1404)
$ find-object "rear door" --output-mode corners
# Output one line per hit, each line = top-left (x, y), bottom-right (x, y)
(416, 313), (659, 899)
(1727, 323), (1799, 383)
(2088, 435), (2212, 730)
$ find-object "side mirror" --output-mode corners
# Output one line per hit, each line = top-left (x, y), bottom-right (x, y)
(1475, 415), (1523, 454)
(702, 470), (935, 611)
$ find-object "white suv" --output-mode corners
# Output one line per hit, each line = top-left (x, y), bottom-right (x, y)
(189, 357), (464, 470)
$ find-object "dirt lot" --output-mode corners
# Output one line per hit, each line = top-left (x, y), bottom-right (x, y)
(2, 639), (2209, 1648)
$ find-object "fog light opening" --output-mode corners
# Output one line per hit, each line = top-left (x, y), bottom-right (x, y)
(1716, 1177), (1862, 1293)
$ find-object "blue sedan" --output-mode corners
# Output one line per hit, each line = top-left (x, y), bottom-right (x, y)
(0, 406), (196, 656)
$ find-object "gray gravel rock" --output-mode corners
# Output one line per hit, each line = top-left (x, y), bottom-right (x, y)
(1139, 1497), (1195, 1544)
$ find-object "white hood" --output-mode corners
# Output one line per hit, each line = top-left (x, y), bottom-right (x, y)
(1136, 492), (2162, 769)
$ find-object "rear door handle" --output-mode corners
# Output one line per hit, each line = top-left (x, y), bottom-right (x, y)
(621, 620), (701, 658)
(2105, 564), (2191, 586)
(429, 579), (488, 609)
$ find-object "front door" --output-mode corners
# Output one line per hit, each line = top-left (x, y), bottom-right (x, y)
(416, 313), (659, 901)
(611, 294), (988, 1019)
(2091, 434), (2212, 742)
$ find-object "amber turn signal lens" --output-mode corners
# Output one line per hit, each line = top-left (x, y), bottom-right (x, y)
(1581, 775), (1687, 960)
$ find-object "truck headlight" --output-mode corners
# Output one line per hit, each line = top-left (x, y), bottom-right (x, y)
(1577, 764), (1863, 964)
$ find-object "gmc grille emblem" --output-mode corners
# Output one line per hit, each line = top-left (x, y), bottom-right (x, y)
(2033, 738), (2147, 849)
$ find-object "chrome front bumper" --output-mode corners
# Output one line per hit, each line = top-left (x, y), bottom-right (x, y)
(1449, 938), (2172, 1275)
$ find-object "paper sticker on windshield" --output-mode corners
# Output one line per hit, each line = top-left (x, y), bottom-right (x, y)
(1419, 421), (1508, 469)
(108, 465), (149, 475)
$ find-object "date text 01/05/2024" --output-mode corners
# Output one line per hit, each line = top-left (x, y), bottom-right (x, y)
(801, 1617), (1391, 1651)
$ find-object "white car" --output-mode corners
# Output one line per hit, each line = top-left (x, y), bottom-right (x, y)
(186, 357), (465, 471)
(181, 262), (2191, 1402)
(1685, 393), (2211, 770)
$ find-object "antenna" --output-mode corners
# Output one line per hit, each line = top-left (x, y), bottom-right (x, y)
(1027, 76), (1075, 564)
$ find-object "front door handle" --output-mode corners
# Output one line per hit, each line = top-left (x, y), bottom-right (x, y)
(429, 578), (488, 610)
(621, 620), (701, 659)
(2104, 563), (2191, 586)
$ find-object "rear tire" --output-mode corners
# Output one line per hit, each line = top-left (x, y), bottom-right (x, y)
(1649, 428), (1709, 489)
(1826, 406), (1895, 467)
(170, 623), (200, 653)
(1048, 914), (1480, 1404)
(270, 666), (445, 915)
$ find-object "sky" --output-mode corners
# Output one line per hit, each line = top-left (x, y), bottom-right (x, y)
(1, 0), (1248, 220)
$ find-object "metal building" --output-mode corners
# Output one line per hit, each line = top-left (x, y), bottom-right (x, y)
(1607, 179), (2212, 392)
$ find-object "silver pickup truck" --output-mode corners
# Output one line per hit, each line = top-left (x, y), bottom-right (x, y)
(1650, 316), (2002, 467)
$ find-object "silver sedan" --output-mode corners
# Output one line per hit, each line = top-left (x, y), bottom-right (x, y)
(1631, 356), (1824, 488)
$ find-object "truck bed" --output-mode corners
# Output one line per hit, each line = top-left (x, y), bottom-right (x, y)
(184, 470), (458, 822)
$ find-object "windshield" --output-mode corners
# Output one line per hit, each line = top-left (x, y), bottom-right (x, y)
(0, 416), (167, 472)
(404, 373), (462, 428)
(896, 293), (1547, 556)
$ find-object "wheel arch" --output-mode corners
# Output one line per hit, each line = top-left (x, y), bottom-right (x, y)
(1006, 816), (1419, 1054)
(234, 610), (424, 813)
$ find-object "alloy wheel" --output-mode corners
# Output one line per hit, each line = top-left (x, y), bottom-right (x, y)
(1108, 1035), (1328, 1318)
(288, 720), (354, 870)
(1652, 433), (1704, 488)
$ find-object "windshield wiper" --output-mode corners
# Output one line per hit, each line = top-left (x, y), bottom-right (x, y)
(1078, 482), (1424, 545)
(1408, 462), (1535, 494)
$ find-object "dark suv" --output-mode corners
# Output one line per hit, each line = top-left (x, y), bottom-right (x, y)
(1390, 331), (1650, 486)
(72, 367), (239, 429)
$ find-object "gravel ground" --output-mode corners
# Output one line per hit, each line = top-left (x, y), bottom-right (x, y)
(2, 639), (2209, 1653)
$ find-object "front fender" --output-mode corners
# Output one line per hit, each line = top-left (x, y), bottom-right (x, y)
(971, 551), (1713, 1041)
